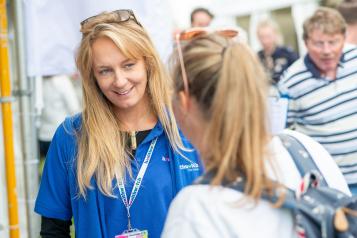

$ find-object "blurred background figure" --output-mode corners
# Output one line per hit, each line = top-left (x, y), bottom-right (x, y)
(190, 7), (214, 27)
(257, 18), (298, 84)
(337, 0), (357, 45)
(38, 74), (81, 158)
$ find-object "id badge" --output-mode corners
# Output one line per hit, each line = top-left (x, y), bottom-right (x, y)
(115, 229), (148, 238)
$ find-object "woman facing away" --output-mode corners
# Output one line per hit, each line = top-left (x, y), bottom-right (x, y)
(34, 10), (202, 238)
(162, 32), (350, 237)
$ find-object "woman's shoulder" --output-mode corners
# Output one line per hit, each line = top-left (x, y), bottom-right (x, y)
(176, 127), (197, 154)
(166, 184), (295, 238)
(168, 185), (221, 215)
(162, 123), (200, 161)
(58, 113), (82, 135)
(171, 184), (244, 208)
(43, 114), (82, 173)
(51, 114), (82, 152)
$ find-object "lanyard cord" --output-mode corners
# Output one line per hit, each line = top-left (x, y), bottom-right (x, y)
(118, 137), (158, 230)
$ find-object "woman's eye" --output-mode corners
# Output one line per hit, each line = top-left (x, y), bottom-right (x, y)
(99, 69), (112, 75)
(124, 63), (135, 70)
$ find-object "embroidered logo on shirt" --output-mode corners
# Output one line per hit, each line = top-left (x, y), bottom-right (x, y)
(162, 156), (170, 162)
(179, 163), (199, 171)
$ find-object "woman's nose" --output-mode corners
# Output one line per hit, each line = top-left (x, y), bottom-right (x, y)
(113, 70), (127, 87)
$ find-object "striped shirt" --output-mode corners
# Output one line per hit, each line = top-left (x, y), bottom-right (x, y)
(278, 45), (357, 185)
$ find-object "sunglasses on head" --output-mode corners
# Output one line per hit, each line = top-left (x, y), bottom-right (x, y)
(80, 9), (142, 27)
(175, 27), (239, 95)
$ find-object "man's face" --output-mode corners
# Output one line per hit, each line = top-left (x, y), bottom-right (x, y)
(192, 11), (212, 27)
(305, 29), (345, 76)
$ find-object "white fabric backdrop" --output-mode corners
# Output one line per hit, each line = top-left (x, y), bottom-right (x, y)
(23, 0), (174, 77)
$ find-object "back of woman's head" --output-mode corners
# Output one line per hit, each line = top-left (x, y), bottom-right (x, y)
(173, 34), (272, 199)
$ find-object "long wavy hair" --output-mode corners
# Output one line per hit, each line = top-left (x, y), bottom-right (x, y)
(75, 11), (183, 198)
(172, 34), (280, 202)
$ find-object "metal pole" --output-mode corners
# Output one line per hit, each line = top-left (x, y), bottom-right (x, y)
(13, 0), (40, 237)
(0, 0), (20, 237)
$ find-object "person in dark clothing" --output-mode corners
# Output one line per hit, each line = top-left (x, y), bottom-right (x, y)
(257, 18), (298, 83)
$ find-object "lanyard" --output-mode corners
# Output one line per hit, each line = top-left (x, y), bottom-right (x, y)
(118, 137), (158, 230)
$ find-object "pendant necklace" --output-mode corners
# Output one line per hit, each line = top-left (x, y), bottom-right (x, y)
(130, 131), (137, 150)
(125, 108), (153, 150)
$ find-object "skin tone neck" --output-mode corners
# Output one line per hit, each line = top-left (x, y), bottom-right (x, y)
(115, 92), (157, 132)
(173, 91), (208, 155)
(346, 24), (357, 45)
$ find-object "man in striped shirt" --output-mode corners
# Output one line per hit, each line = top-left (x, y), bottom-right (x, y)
(278, 7), (357, 194)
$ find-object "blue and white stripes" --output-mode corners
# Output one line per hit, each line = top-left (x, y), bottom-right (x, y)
(278, 45), (357, 184)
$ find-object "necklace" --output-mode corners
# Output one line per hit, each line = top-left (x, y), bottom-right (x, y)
(121, 107), (155, 150)
(130, 131), (138, 150)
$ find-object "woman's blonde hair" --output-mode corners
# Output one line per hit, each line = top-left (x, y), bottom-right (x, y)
(172, 34), (277, 201)
(75, 11), (183, 198)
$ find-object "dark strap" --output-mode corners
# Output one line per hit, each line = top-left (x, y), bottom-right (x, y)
(278, 134), (327, 186)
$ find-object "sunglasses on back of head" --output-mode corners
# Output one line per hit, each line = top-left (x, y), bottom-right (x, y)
(175, 27), (239, 95)
(80, 9), (142, 28)
(178, 27), (238, 41)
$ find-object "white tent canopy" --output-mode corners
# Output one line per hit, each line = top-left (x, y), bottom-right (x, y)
(24, 0), (174, 77)
(23, 0), (318, 77)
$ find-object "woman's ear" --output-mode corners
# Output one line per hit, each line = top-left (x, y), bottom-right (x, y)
(177, 91), (190, 114)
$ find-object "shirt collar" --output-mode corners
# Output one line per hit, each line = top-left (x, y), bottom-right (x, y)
(304, 53), (345, 79)
(141, 120), (164, 145)
(271, 46), (282, 57)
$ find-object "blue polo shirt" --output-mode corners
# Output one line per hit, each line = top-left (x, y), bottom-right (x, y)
(35, 115), (203, 238)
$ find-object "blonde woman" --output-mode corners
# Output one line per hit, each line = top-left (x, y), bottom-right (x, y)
(34, 10), (202, 238)
(162, 32), (350, 237)
(256, 18), (298, 83)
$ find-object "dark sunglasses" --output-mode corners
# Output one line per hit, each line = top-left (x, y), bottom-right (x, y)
(80, 9), (142, 27)
(175, 27), (239, 95)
